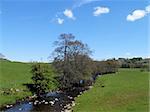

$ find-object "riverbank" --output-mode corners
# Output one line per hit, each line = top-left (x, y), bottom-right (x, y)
(2, 87), (89, 112)
(0, 60), (33, 108)
(0, 60), (56, 108)
(0, 59), (93, 111)
(73, 69), (149, 112)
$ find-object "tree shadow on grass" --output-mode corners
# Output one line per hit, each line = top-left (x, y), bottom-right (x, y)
(23, 83), (36, 94)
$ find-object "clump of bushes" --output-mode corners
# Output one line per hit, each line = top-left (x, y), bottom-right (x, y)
(31, 63), (58, 97)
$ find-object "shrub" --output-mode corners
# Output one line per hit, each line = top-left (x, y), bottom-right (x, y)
(31, 63), (58, 96)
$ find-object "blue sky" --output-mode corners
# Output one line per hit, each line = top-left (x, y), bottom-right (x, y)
(0, 0), (150, 62)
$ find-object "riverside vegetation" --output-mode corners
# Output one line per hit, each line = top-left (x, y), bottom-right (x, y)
(0, 59), (57, 108)
(0, 59), (32, 107)
(0, 33), (149, 111)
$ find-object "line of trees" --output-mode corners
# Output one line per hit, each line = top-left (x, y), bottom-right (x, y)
(30, 34), (150, 96)
(52, 34), (119, 90)
(31, 33), (119, 96)
(118, 57), (149, 71)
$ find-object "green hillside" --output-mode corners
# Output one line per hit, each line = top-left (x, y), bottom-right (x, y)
(0, 59), (32, 107)
(73, 69), (149, 112)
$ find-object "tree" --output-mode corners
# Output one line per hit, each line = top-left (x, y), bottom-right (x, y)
(52, 33), (93, 89)
(31, 63), (58, 96)
(93, 59), (119, 75)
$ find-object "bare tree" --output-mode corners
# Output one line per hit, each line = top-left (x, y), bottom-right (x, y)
(52, 33), (93, 89)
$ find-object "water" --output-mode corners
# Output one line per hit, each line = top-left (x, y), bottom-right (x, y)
(4, 91), (74, 112)
(3, 86), (88, 112)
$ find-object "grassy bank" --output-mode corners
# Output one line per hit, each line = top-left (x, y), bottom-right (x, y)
(73, 69), (149, 112)
(0, 60), (56, 107)
(0, 60), (33, 107)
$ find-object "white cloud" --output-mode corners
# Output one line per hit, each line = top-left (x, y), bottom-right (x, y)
(57, 18), (64, 24)
(63, 9), (75, 20)
(127, 10), (146, 21)
(73, 0), (100, 8)
(51, 9), (75, 25)
(52, 0), (100, 24)
(93, 7), (110, 16)
(145, 5), (150, 13)
(127, 5), (150, 22)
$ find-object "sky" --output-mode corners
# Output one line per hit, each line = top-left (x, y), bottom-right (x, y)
(0, 0), (150, 62)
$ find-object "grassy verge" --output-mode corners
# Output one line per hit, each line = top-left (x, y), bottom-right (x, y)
(73, 69), (149, 112)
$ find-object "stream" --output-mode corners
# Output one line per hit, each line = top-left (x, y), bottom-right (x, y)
(1, 72), (101, 112)
(2, 87), (87, 112)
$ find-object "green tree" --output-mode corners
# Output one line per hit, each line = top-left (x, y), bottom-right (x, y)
(31, 63), (58, 96)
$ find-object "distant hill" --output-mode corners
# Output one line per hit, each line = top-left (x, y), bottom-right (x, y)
(0, 53), (5, 59)
(0, 53), (10, 62)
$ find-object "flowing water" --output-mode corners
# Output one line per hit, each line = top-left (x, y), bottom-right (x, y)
(3, 91), (74, 112)
(3, 87), (87, 112)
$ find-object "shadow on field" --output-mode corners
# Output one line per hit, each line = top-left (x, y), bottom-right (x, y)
(23, 83), (36, 94)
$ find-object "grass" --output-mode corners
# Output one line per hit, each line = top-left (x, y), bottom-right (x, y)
(0, 60), (56, 107)
(73, 69), (149, 112)
(0, 59), (33, 107)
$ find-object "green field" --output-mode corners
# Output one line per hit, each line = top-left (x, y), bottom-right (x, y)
(73, 69), (149, 112)
(0, 59), (33, 107)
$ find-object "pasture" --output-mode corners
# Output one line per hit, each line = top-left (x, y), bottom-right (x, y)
(0, 60), (32, 107)
(73, 69), (149, 112)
